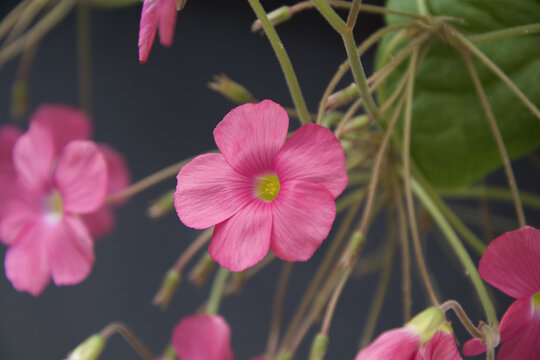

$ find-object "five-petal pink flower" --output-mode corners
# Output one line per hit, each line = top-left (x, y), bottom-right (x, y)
(172, 314), (234, 360)
(138, 0), (178, 63)
(463, 226), (540, 359)
(0, 104), (130, 295)
(174, 100), (348, 271)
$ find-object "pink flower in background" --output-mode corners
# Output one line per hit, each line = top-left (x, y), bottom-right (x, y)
(172, 314), (233, 360)
(0, 122), (107, 295)
(463, 226), (540, 360)
(355, 307), (461, 360)
(0, 125), (23, 213)
(138, 0), (177, 63)
(174, 100), (347, 271)
(0, 104), (131, 295)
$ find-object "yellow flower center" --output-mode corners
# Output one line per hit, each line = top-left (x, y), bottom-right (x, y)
(532, 291), (540, 311)
(256, 175), (280, 202)
(46, 190), (63, 223)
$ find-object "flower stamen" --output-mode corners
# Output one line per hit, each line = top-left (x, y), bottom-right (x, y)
(256, 175), (280, 202)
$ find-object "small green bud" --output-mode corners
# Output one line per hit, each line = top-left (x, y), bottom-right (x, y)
(147, 190), (175, 219)
(208, 74), (256, 105)
(341, 231), (365, 267)
(11, 81), (28, 119)
(67, 334), (106, 360)
(326, 83), (359, 110)
(309, 333), (329, 360)
(406, 307), (445, 344)
(321, 111), (344, 128)
(251, 6), (293, 33)
(188, 253), (216, 286)
(152, 270), (181, 310)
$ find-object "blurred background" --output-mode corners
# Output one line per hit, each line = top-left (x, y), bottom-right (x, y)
(0, 0), (537, 359)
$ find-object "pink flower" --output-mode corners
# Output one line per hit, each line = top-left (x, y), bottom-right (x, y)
(463, 226), (540, 360)
(0, 125), (23, 213)
(0, 104), (130, 295)
(138, 0), (177, 63)
(174, 100), (347, 271)
(171, 314), (233, 360)
(355, 308), (461, 360)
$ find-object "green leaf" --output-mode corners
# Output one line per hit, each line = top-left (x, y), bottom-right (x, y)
(376, 0), (540, 188)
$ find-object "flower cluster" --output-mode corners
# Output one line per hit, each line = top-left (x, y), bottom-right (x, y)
(0, 104), (130, 296)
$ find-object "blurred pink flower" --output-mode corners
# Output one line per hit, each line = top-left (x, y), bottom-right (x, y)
(138, 0), (177, 63)
(0, 125), (23, 213)
(355, 308), (461, 360)
(0, 104), (131, 295)
(172, 314), (233, 360)
(174, 100), (347, 271)
(463, 226), (540, 360)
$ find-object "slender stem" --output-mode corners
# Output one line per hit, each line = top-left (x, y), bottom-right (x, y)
(455, 32), (540, 121)
(411, 178), (498, 328)
(402, 48), (440, 306)
(77, 3), (93, 117)
(100, 322), (154, 360)
(469, 23), (540, 43)
(266, 262), (294, 357)
(462, 52), (526, 227)
(396, 183), (412, 322)
(0, 0), (76, 69)
(0, 0), (31, 42)
(320, 267), (352, 335)
(439, 186), (540, 210)
(415, 0), (430, 16)
(206, 267), (229, 315)
(3, 0), (49, 46)
(359, 214), (397, 346)
(316, 23), (412, 124)
(246, 0), (311, 124)
(106, 158), (190, 204)
(440, 300), (483, 339)
(345, 0), (362, 29)
(173, 229), (213, 273)
(310, 0), (346, 33)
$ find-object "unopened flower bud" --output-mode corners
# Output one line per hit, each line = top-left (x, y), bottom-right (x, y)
(406, 307), (445, 344)
(208, 74), (256, 105)
(344, 115), (369, 133)
(309, 333), (329, 360)
(251, 6), (293, 34)
(188, 253), (216, 286)
(147, 190), (175, 219)
(66, 334), (106, 360)
(11, 80), (28, 119)
(341, 231), (365, 267)
(326, 83), (359, 110)
(321, 111), (344, 128)
(152, 269), (181, 310)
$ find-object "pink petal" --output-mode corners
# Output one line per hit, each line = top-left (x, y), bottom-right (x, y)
(4, 219), (50, 296)
(53, 140), (108, 214)
(500, 298), (534, 342)
(175, 153), (253, 229)
(30, 104), (92, 155)
(417, 331), (462, 360)
(270, 180), (335, 262)
(98, 144), (131, 203)
(158, 0), (177, 46)
(0, 193), (40, 245)
(0, 175), (21, 214)
(498, 314), (540, 360)
(355, 327), (420, 360)
(172, 314), (234, 360)
(462, 338), (485, 357)
(45, 215), (94, 286)
(13, 121), (55, 194)
(0, 124), (22, 173)
(479, 226), (540, 299)
(209, 200), (272, 271)
(81, 207), (115, 240)
(213, 100), (288, 177)
(274, 123), (347, 198)
(138, 0), (159, 63)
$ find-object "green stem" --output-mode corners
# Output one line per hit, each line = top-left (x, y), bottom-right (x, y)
(469, 23), (540, 43)
(346, 0), (362, 28)
(415, 0), (430, 16)
(246, 0), (311, 124)
(439, 186), (540, 210)
(310, 0), (346, 33)
(411, 178), (499, 329)
(206, 267), (229, 315)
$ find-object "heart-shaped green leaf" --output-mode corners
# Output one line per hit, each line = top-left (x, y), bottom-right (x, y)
(376, 0), (540, 188)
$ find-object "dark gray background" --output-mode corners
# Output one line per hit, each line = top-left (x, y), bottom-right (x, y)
(0, 1), (537, 359)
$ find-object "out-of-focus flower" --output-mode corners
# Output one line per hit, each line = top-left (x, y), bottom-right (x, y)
(0, 125), (23, 213)
(0, 122), (107, 295)
(174, 100), (347, 271)
(138, 0), (178, 63)
(463, 226), (540, 360)
(172, 314), (233, 360)
(355, 307), (461, 360)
